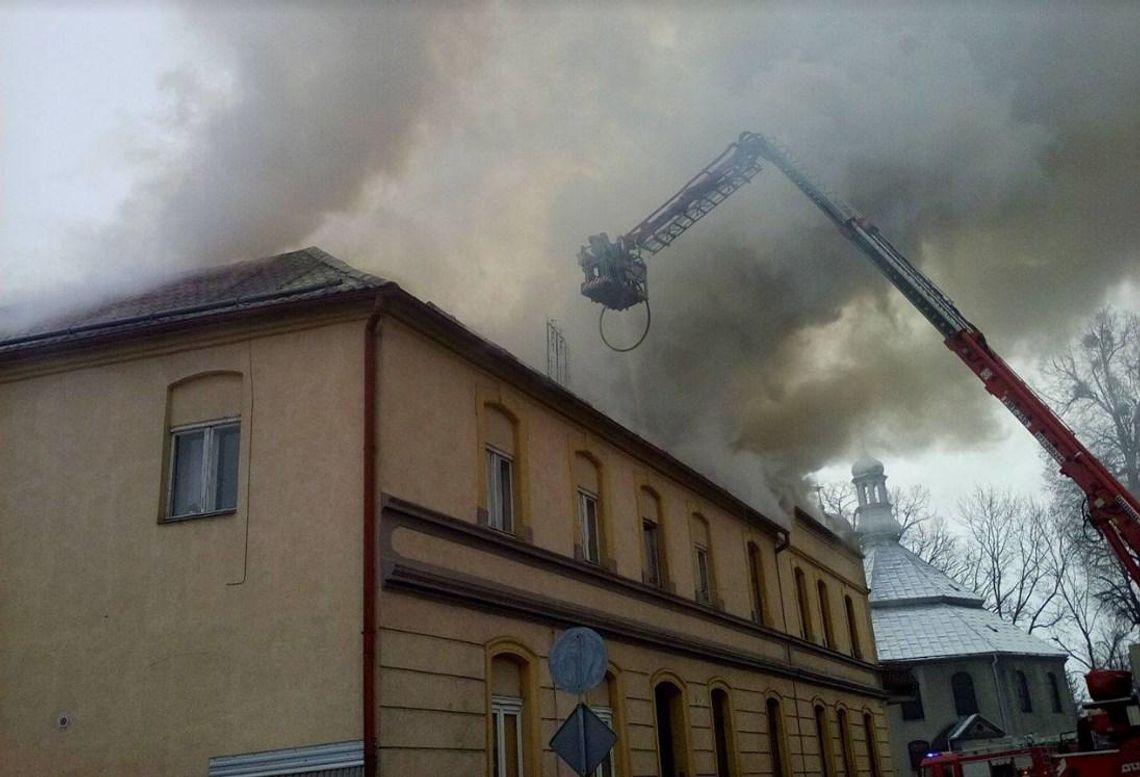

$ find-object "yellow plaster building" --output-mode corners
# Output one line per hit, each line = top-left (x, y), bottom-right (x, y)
(0, 249), (894, 777)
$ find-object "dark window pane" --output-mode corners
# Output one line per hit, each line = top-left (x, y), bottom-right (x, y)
(213, 425), (240, 511)
(952, 672), (978, 716)
(171, 430), (205, 516)
(901, 684), (925, 721)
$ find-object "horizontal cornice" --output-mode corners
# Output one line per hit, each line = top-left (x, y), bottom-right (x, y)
(380, 494), (885, 698)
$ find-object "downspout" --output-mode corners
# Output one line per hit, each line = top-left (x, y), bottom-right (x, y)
(363, 297), (386, 777)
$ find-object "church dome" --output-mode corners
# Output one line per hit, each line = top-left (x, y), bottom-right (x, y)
(852, 454), (884, 478)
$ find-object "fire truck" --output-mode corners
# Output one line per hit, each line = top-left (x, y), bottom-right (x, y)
(576, 132), (1140, 776)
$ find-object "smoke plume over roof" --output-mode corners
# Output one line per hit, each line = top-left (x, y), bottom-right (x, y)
(4, 3), (1139, 510)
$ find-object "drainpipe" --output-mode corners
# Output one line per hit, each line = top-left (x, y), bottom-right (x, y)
(363, 297), (386, 777)
(991, 653), (1010, 734)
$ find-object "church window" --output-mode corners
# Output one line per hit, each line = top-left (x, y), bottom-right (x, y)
(1047, 672), (1063, 713)
(1015, 670), (1033, 713)
(817, 580), (835, 649)
(951, 672), (978, 716)
(900, 683), (924, 721)
(844, 595), (862, 659)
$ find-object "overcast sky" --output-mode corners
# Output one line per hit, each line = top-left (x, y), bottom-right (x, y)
(3, 2), (1138, 524)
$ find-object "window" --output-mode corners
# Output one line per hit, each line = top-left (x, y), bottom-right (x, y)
(640, 487), (667, 588)
(489, 649), (533, 777)
(844, 596), (863, 659)
(711, 688), (736, 777)
(643, 520), (662, 586)
(578, 490), (601, 564)
(1048, 672), (1064, 713)
(901, 683), (925, 721)
(951, 672), (978, 717)
(486, 447), (515, 533)
(491, 695), (524, 777)
(794, 568), (813, 641)
(1015, 670), (1033, 713)
(818, 581), (835, 649)
(863, 712), (881, 777)
(592, 706), (617, 777)
(588, 672), (622, 777)
(654, 680), (690, 777)
(766, 698), (789, 777)
(482, 402), (525, 537)
(836, 709), (856, 777)
(814, 705), (835, 777)
(168, 419), (240, 519)
(573, 453), (605, 565)
(747, 543), (769, 625)
(691, 515), (715, 606)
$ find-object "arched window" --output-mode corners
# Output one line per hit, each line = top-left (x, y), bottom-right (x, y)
(814, 705), (835, 777)
(573, 452), (604, 565)
(710, 687), (737, 777)
(794, 568), (813, 641)
(747, 542), (769, 625)
(844, 595), (863, 659)
(640, 487), (667, 588)
(163, 371), (243, 522)
(951, 672), (978, 716)
(1047, 672), (1064, 713)
(817, 580), (835, 649)
(485, 406), (518, 534)
(490, 653), (528, 777)
(588, 672), (622, 777)
(836, 708), (856, 777)
(654, 679), (690, 777)
(863, 712), (881, 777)
(691, 514), (716, 606)
(1015, 670), (1033, 712)
(766, 697), (790, 777)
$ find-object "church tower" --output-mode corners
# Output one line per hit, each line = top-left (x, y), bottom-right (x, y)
(852, 454), (901, 543)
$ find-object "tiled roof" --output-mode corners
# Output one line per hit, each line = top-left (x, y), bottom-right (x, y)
(871, 602), (1067, 662)
(0, 247), (386, 355)
(863, 540), (982, 606)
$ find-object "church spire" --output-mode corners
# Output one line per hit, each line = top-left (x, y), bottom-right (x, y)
(852, 454), (902, 543)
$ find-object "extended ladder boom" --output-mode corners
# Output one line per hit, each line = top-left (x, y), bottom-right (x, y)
(577, 131), (1140, 584)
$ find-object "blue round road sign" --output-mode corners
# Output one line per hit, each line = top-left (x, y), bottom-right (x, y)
(549, 627), (607, 694)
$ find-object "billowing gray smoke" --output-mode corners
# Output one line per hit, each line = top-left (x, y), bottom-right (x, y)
(7, 4), (1140, 515)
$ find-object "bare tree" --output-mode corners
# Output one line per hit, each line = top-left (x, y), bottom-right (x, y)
(1045, 307), (1140, 494)
(1043, 307), (1140, 628)
(816, 481), (962, 572)
(955, 487), (1065, 634)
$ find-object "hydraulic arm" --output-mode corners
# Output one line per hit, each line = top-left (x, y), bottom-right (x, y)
(577, 131), (1140, 584)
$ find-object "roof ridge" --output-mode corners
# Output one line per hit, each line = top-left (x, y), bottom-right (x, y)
(302, 246), (388, 287)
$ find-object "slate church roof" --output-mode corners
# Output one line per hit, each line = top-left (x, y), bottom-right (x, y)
(854, 458), (1066, 664)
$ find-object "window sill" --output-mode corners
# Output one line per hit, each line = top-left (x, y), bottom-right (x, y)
(160, 508), (237, 524)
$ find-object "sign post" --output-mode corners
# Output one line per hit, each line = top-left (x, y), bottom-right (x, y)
(548, 627), (617, 777)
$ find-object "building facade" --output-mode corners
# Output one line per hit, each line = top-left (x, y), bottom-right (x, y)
(850, 457), (1075, 774)
(1, 248), (894, 776)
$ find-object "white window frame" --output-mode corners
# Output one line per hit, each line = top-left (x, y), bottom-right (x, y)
(578, 489), (601, 564)
(491, 695), (524, 777)
(593, 706), (616, 777)
(168, 418), (240, 520)
(486, 446), (515, 534)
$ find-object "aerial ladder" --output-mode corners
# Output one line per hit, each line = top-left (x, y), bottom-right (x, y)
(577, 131), (1140, 776)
